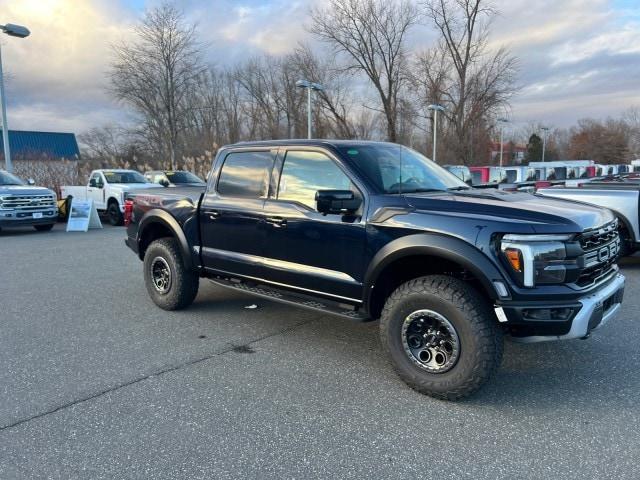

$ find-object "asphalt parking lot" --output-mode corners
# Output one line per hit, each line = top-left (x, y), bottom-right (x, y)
(1, 224), (639, 479)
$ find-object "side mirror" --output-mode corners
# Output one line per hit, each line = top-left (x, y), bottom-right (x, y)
(159, 179), (170, 187)
(89, 179), (97, 187)
(27, 178), (36, 186)
(316, 190), (361, 215)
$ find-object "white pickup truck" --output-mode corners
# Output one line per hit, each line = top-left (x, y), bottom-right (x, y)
(538, 181), (640, 256)
(61, 169), (159, 225)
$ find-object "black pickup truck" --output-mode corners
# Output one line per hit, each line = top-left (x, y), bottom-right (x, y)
(124, 140), (625, 399)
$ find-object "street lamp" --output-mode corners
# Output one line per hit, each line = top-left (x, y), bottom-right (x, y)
(497, 118), (509, 167)
(540, 126), (549, 163)
(0, 23), (30, 173)
(427, 104), (445, 163)
(296, 80), (324, 139)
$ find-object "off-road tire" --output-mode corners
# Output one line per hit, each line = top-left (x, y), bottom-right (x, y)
(34, 224), (55, 232)
(380, 275), (503, 400)
(107, 201), (123, 226)
(143, 238), (199, 311)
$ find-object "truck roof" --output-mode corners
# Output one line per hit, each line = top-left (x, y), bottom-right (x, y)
(229, 139), (398, 149)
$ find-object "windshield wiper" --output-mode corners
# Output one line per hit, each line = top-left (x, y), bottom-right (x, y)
(447, 186), (472, 191)
(388, 188), (447, 194)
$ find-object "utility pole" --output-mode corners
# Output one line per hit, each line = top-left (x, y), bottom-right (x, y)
(0, 23), (31, 173)
(296, 80), (324, 139)
(497, 118), (508, 167)
(541, 126), (549, 162)
(427, 104), (445, 162)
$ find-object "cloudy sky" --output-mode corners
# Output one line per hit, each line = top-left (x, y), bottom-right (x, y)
(1, 0), (639, 137)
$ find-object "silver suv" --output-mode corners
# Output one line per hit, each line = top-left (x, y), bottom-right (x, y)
(0, 170), (57, 232)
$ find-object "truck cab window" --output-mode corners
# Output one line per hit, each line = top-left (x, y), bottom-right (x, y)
(91, 174), (103, 187)
(217, 151), (273, 198)
(277, 150), (354, 210)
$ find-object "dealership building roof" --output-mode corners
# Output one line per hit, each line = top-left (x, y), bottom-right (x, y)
(0, 129), (80, 160)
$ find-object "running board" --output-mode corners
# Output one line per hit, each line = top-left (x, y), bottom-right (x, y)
(209, 276), (370, 321)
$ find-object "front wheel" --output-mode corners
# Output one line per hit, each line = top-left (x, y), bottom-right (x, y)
(34, 224), (55, 232)
(143, 238), (199, 310)
(107, 201), (123, 226)
(380, 275), (503, 400)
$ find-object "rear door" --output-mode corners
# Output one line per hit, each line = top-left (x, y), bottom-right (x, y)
(200, 148), (276, 279)
(261, 147), (367, 302)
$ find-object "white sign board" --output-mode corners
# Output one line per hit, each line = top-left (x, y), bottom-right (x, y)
(66, 198), (102, 232)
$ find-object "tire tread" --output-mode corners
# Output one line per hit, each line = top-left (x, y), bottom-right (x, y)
(380, 275), (503, 400)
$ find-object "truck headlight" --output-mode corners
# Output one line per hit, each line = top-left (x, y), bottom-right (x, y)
(500, 234), (576, 287)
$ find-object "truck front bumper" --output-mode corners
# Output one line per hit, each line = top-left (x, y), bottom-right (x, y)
(0, 209), (58, 227)
(500, 273), (625, 343)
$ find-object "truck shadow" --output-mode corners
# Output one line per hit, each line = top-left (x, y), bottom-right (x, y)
(463, 335), (638, 408)
(187, 283), (637, 410)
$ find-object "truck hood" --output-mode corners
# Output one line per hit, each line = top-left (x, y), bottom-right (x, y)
(402, 188), (614, 232)
(0, 185), (55, 196)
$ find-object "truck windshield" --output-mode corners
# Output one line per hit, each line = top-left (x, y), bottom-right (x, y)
(0, 171), (25, 186)
(339, 144), (468, 194)
(165, 171), (204, 184)
(103, 171), (148, 184)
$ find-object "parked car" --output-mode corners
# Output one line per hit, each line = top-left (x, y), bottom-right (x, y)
(144, 170), (206, 187)
(538, 181), (640, 256)
(61, 169), (158, 226)
(123, 140), (625, 400)
(0, 170), (58, 232)
(469, 166), (507, 185)
(503, 166), (537, 183)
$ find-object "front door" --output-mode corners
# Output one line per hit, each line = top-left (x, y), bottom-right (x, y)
(200, 149), (276, 279)
(88, 172), (106, 209)
(262, 148), (366, 303)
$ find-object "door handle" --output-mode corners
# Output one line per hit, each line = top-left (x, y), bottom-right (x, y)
(207, 210), (220, 220)
(265, 216), (287, 228)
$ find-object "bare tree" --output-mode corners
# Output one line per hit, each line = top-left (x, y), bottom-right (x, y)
(420, 0), (518, 164)
(78, 124), (127, 160)
(310, 0), (418, 142)
(109, 3), (205, 169)
(291, 45), (358, 138)
(623, 106), (640, 158)
(568, 118), (631, 164)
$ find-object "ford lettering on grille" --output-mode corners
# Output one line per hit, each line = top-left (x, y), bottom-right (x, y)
(584, 237), (621, 268)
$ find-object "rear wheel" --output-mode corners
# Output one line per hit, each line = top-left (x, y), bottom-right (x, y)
(34, 224), (54, 232)
(380, 275), (503, 400)
(143, 238), (199, 310)
(107, 201), (123, 226)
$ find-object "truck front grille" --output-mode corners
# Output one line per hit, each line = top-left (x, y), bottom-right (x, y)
(576, 220), (620, 287)
(0, 195), (56, 211)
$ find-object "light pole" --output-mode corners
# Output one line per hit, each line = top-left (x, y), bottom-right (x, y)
(296, 80), (324, 139)
(0, 23), (30, 173)
(540, 126), (549, 162)
(427, 104), (445, 163)
(497, 118), (508, 167)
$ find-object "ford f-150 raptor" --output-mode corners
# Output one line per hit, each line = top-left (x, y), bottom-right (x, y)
(124, 140), (626, 399)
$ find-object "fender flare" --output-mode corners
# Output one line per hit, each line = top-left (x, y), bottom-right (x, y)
(363, 233), (507, 310)
(137, 209), (193, 270)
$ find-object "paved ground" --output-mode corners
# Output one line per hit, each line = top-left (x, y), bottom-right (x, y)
(0, 224), (639, 479)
